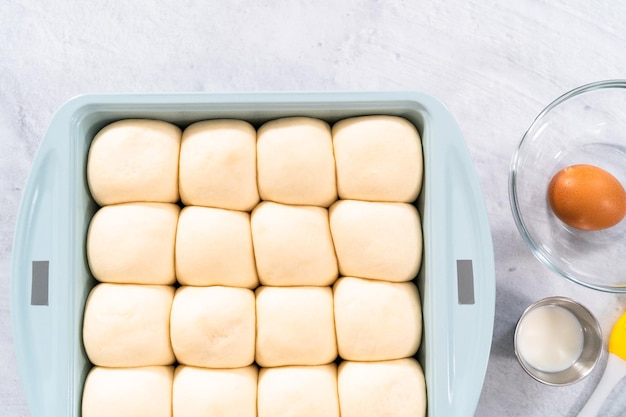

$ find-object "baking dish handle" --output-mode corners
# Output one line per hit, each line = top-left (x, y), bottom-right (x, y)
(443, 150), (496, 417)
(10, 110), (88, 417)
(421, 94), (496, 417)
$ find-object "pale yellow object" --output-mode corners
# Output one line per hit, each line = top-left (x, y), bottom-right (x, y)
(175, 206), (258, 288)
(257, 117), (337, 207)
(173, 365), (257, 417)
(83, 283), (175, 367)
(87, 119), (181, 205)
(338, 359), (426, 417)
(255, 286), (337, 367)
(251, 202), (338, 286)
(179, 119), (259, 211)
(332, 115), (423, 202)
(329, 200), (422, 282)
(82, 366), (174, 417)
(333, 277), (422, 361)
(87, 203), (179, 285)
(170, 286), (255, 368)
(577, 311), (626, 416)
(258, 364), (340, 417)
(609, 311), (626, 359)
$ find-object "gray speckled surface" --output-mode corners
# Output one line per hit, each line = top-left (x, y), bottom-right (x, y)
(2, 1), (626, 416)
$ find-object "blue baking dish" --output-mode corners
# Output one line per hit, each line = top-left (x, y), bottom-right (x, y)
(11, 91), (495, 417)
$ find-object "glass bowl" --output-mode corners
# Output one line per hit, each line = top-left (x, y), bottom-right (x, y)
(510, 80), (626, 292)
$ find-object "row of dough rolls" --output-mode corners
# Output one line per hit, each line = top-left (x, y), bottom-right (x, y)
(83, 359), (426, 417)
(83, 280), (421, 368)
(83, 282), (426, 416)
(87, 200), (423, 287)
(87, 115), (423, 208)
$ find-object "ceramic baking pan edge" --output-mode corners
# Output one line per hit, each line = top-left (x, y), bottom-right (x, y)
(11, 91), (495, 417)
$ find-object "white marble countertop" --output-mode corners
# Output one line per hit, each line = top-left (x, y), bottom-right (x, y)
(2, 1), (626, 416)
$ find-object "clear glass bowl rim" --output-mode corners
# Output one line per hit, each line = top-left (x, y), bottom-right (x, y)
(509, 79), (626, 293)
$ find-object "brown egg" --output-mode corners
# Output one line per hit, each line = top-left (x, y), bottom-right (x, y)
(547, 164), (626, 230)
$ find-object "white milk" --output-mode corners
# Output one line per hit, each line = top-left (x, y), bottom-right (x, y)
(517, 305), (584, 373)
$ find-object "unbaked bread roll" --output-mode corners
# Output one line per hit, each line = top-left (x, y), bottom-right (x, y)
(333, 277), (421, 361)
(87, 119), (181, 206)
(179, 119), (259, 211)
(82, 366), (174, 417)
(329, 200), (422, 282)
(175, 206), (258, 288)
(338, 359), (426, 417)
(332, 115), (423, 202)
(87, 203), (179, 285)
(173, 365), (257, 417)
(257, 117), (337, 207)
(83, 283), (175, 367)
(251, 202), (338, 286)
(258, 364), (339, 417)
(255, 286), (337, 367)
(170, 286), (255, 368)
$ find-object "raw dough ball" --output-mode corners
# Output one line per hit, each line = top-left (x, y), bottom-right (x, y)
(258, 364), (339, 417)
(82, 366), (174, 417)
(87, 119), (181, 206)
(255, 286), (337, 367)
(329, 200), (422, 282)
(179, 119), (259, 211)
(173, 365), (257, 417)
(170, 286), (255, 368)
(83, 283), (175, 367)
(175, 206), (258, 288)
(87, 203), (179, 285)
(333, 277), (422, 361)
(251, 202), (338, 286)
(338, 359), (426, 417)
(332, 115), (423, 202)
(257, 117), (337, 207)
